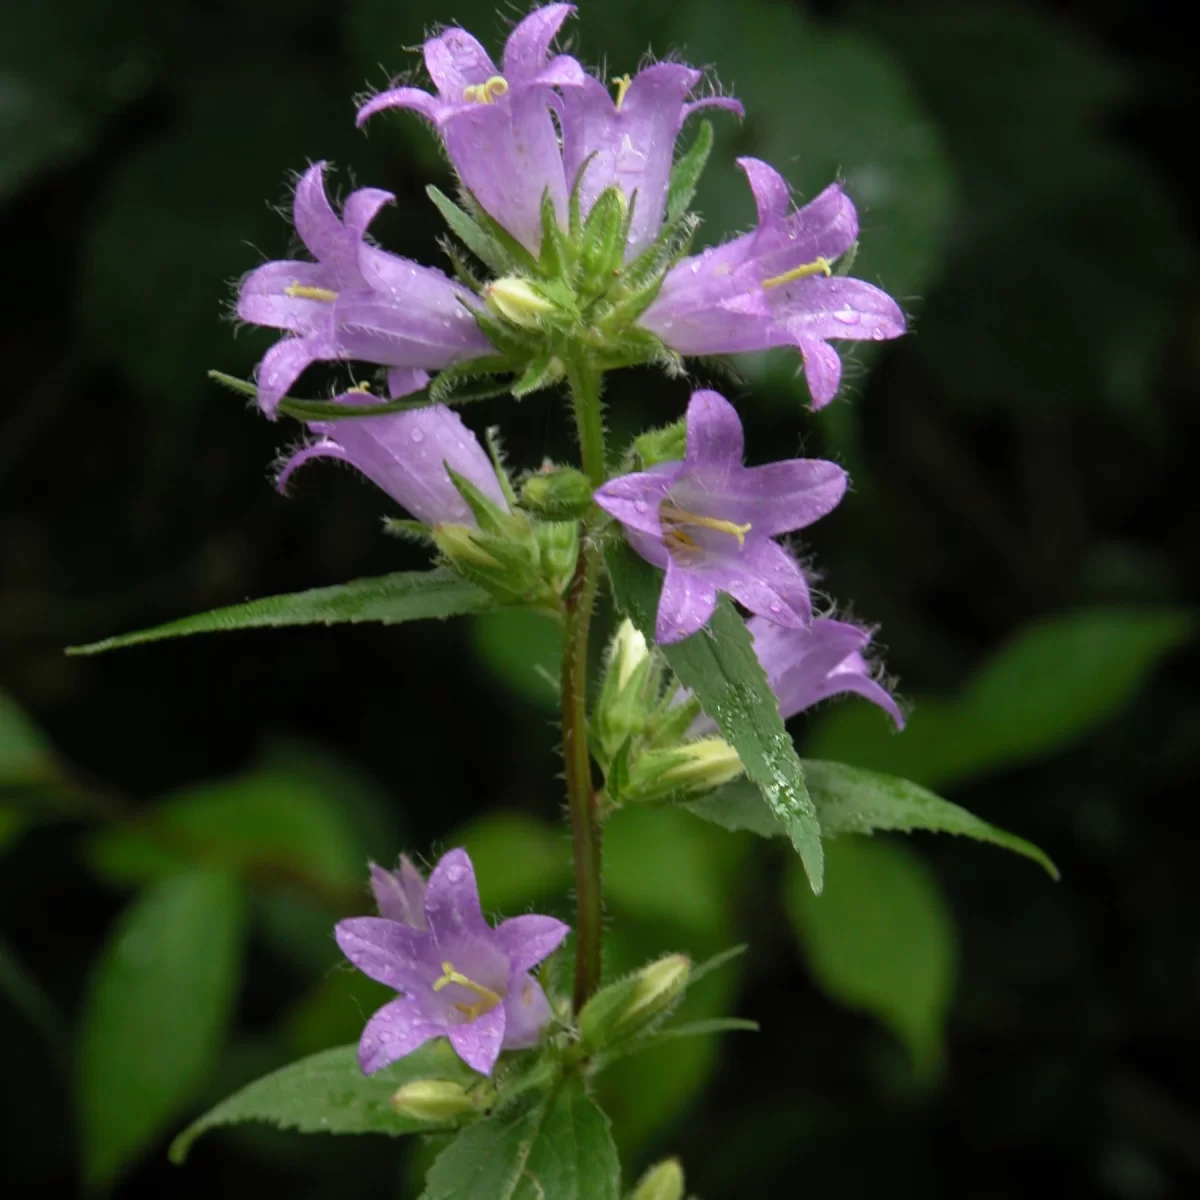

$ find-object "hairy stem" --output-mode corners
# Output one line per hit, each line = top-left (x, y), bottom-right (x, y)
(563, 357), (606, 1011)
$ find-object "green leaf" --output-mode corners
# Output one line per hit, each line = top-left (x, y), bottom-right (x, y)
(171, 1040), (480, 1162)
(87, 767), (366, 892)
(511, 355), (566, 399)
(0, 688), (57, 789)
(471, 610), (564, 711)
(420, 1076), (620, 1200)
(427, 185), (512, 276)
(806, 607), (1195, 790)
(785, 838), (957, 1077)
(67, 568), (497, 654)
(606, 544), (823, 892)
(665, 120), (714, 226)
(79, 870), (246, 1187)
(685, 762), (1057, 877)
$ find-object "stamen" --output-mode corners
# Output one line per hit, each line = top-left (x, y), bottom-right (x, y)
(660, 502), (751, 548)
(431, 961), (503, 1014)
(613, 74), (633, 111)
(761, 257), (832, 291)
(346, 381), (372, 394)
(285, 282), (338, 302)
(462, 75), (509, 104)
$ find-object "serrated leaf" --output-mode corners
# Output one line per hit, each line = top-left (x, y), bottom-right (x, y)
(665, 120), (714, 226)
(67, 569), (496, 655)
(86, 766), (366, 892)
(606, 545), (823, 891)
(806, 607), (1195, 790)
(79, 870), (245, 1187)
(685, 762), (1057, 877)
(420, 1075), (620, 1200)
(171, 1040), (480, 1161)
(786, 838), (957, 1076)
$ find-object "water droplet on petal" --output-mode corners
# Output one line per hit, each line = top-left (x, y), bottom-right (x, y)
(871, 327), (887, 340)
(410, 428), (425, 443)
(832, 310), (860, 326)
(633, 498), (648, 514)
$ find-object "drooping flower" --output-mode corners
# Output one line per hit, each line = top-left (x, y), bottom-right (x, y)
(277, 394), (508, 525)
(595, 389), (846, 643)
(237, 162), (491, 415)
(638, 158), (905, 408)
(357, 5), (586, 253)
(558, 64), (743, 259)
(369, 856), (427, 928)
(336, 849), (569, 1076)
(690, 615), (904, 734)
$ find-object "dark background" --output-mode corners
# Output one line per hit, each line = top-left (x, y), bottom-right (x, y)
(2, 0), (1198, 1196)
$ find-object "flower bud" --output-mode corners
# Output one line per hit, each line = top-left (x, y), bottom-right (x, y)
(634, 420), (686, 467)
(579, 954), (690, 1050)
(484, 277), (556, 328)
(609, 618), (649, 692)
(592, 618), (656, 767)
(631, 1158), (686, 1200)
(390, 1078), (487, 1122)
(520, 466), (594, 521)
(624, 737), (744, 804)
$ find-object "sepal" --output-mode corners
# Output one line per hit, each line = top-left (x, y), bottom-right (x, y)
(633, 420), (687, 467)
(577, 187), (630, 302)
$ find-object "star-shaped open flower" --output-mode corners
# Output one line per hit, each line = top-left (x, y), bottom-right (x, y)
(596, 389), (847, 643)
(278, 395), (508, 526)
(638, 158), (905, 408)
(690, 614), (904, 734)
(237, 162), (491, 415)
(357, 5), (585, 253)
(336, 849), (569, 1076)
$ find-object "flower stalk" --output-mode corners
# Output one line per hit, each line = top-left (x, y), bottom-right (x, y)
(563, 356), (607, 1011)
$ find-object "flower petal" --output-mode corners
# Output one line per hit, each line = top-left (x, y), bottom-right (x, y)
(682, 95), (745, 122)
(732, 458), (848, 536)
(737, 156), (791, 225)
(439, 88), (567, 252)
(751, 179), (858, 279)
(501, 974), (554, 1049)
(356, 86), (443, 127)
(276, 438), (349, 493)
(447, 1003), (506, 1075)
(778, 276), (907, 343)
(333, 291), (489, 368)
(714, 539), (811, 628)
(292, 162), (342, 266)
(335, 917), (438, 992)
(492, 915), (569, 975)
(358, 997), (442, 1074)
(237, 261), (334, 333)
(370, 856), (428, 928)
(423, 849), (489, 942)
(594, 467), (677, 537)
(254, 337), (325, 418)
(821, 654), (905, 728)
(656, 558), (719, 643)
(425, 27), (499, 100)
(322, 401), (507, 523)
(685, 389), (744, 467)
(502, 4), (576, 82)
(796, 337), (842, 409)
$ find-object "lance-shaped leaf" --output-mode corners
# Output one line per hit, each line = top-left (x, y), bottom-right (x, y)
(607, 544), (824, 892)
(419, 1076), (620, 1200)
(171, 1040), (480, 1161)
(67, 569), (496, 655)
(684, 760), (1057, 877)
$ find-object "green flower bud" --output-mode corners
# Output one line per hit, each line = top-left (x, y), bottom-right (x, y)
(484, 277), (557, 328)
(579, 953), (690, 1050)
(592, 618), (656, 767)
(520, 466), (595, 521)
(390, 1078), (489, 1122)
(633, 420), (687, 468)
(631, 1158), (686, 1200)
(624, 737), (744, 804)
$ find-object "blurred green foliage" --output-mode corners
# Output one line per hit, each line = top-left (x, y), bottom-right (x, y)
(2, 0), (1198, 1197)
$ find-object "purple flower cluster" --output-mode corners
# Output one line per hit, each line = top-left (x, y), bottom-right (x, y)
(337, 850), (568, 1076)
(237, 4), (902, 433)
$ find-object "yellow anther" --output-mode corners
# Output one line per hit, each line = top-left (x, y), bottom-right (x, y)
(660, 502), (751, 548)
(761, 257), (832, 290)
(431, 961), (503, 1015)
(284, 282), (338, 302)
(346, 381), (372, 394)
(462, 75), (509, 104)
(613, 74), (633, 111)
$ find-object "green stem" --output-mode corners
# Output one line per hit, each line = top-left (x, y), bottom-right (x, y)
(563, 356), (607, 1011)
